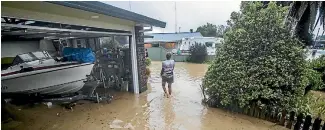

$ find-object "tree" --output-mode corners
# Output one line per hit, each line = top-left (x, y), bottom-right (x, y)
(216, 25), (227, 37)
(196, 23), (227, 37)
(305, 56), (325, 91)
(196, 23), (217, 37)
(203, 2), (306, 110)
(188, 43), (207, 63)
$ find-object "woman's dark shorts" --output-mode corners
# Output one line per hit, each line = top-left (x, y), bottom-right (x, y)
(162, 76), (174, 84)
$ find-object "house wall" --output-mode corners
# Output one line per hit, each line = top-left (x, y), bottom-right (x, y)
(144, 43), (152, 48)
(147, 47), (163, 61)
(39, 39), (56, 51)
(2, 1), (135, 31)
(163, 42), (176, 49)
(173, 55), (215, 62)
(147, 47), (215, 61)
(1, 41), (40, 57)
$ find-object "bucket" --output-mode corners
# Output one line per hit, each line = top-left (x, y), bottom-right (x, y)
(121, 81), (129, 92)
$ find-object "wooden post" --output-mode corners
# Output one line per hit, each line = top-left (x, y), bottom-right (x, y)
(254, 105), (260, 118)
(244, 107), (249, 115)
(271, 107), (277, 123)
(286, 111), (295, 129)
(312, 118), (322, 130)
(249, 103), (255, 116)
(266, 107), (271, 121)
(260, 108), (266, 119)
(279, 110), (287, 126)
(303, 115), (312, 130)
(294, 113), (304, 130)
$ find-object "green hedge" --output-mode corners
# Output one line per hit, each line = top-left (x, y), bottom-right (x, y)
(203, 2), (306, 110)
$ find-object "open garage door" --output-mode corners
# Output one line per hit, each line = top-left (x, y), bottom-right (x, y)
(1, 16), (132, 40)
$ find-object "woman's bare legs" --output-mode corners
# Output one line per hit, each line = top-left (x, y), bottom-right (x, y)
(162, 82), (169, 97)
(168, 83), (172, 97)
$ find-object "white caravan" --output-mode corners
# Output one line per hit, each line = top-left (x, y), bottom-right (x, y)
(179, 37), (223, 55)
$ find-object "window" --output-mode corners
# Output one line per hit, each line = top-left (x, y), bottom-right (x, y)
(205, 42), (214, 47)
(32, 51), (50, 60)
(19, 53), (36, 62)
(88, 38), (96, 51)
(152, 43), (159, 47)
(77, 40), (82, 48)
(61, 40), (68, 47)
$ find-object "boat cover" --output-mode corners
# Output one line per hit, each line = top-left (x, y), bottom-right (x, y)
(63, 47), (95, 63)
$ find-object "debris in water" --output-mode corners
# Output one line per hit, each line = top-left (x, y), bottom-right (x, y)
(124, 123), (135, 130)
(63, 103), (77, 111)
(43, 102), (53, 108)
(142, 104), (147, 108)
(109, 119), (124, 129)
(4, 99), (12, 103)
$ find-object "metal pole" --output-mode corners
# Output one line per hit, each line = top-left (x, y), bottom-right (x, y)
(130, 34), (139, 94)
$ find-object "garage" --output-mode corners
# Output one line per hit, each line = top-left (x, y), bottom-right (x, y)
(1, 1), (166, 101)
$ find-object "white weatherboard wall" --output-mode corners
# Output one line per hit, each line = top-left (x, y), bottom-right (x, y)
(1, 41), (40, 57)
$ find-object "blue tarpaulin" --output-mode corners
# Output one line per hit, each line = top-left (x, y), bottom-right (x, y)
(63, 47), (95, 63)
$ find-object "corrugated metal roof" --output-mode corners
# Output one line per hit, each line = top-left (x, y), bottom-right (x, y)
(46, 1), (166, 28)
(144, 32), (203, 43)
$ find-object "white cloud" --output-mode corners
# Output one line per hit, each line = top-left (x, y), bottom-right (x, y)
(103, 1), (241, 33)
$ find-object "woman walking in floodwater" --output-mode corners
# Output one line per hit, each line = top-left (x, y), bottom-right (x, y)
(161, 53), (175, 98)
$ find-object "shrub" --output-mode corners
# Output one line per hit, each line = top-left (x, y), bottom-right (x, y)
(304, 55), (325, 91)
(203, 2), (306, 110)
(188, 43), (207, 63)
(145, 58), (151, 66)
(145, 67), (151, 76)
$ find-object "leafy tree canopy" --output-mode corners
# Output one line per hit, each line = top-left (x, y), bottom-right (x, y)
(188, 43), (207, 63)
(203, 2), (306, 110)
(196, 23), (227, 37)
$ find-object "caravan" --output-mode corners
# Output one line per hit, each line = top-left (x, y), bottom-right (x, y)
(179, 37), (223, 55)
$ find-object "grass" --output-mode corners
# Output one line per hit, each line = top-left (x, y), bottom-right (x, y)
(308, 90), (325, 120)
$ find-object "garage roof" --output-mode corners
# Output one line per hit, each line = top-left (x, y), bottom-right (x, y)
(47, 1), (166, 28)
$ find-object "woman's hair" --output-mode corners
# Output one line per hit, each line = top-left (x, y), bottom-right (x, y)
(166, 53), (172, 60)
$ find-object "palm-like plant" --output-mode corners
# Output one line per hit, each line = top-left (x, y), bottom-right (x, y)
(261, 1), (324, 46)
(286, 1), (325, 46)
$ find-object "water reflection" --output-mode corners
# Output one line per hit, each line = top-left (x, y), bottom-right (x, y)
(163, 99), (175, 129)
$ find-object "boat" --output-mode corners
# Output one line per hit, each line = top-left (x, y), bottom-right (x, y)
(1, 50), (94, 97)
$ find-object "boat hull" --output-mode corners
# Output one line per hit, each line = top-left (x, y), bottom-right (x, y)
(1, 63), (94, 96)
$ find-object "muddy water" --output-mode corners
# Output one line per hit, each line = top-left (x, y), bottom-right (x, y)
(3, 62), (286, 130)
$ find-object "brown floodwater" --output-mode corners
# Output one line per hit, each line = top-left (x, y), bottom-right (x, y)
(2, 62), (286, 130)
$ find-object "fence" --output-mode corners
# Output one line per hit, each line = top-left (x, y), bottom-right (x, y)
(147, 47), (168, 61)
(147, 47), (215, 62)
(206, 98), (325, 130)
